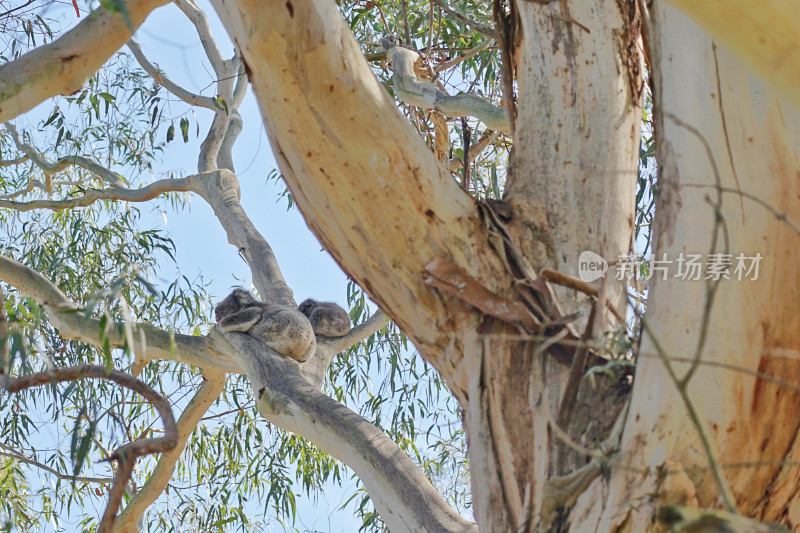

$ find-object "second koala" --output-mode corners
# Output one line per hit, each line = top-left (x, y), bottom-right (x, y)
(215, 289), (316, 362)
(298, 299), (351, 337)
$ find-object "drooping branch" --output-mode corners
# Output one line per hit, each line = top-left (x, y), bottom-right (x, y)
(0, 0), (170, 123)
(3, 365), (178, 533)
(384, 39), (509, 134)
(222, 331), (478, 533)
(0, 254), (238, 374)
(112, 374), (225, 533)
(126, 40), (217, 110)
(0, 442), (113, 484)
(6, 123), (126, 188)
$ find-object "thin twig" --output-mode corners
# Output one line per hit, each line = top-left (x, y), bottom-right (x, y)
(4, 365), (178, 533)
(430, 0), (494, 39)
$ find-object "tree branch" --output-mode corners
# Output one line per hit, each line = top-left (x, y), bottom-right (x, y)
(6, 123), (125, 188)
(0, 443), (113, 484)
(0, 0), (170, 123)
(192, 169), (295, 307)
(447, 131), (495, 172)
(222, 332), (478, 533)
(3, 365), (178, 533)
(385, 40), (509, 134)
(0, 176), (198, 212)
(435, 38), (494, 72)
(173, 0), (227, 78)
(0, 155), (29, 167)
(112, 374), (225, 533)
(126, 40), (217, 110)
(0, 254), (239, 374)
(322, 310), (388, 354)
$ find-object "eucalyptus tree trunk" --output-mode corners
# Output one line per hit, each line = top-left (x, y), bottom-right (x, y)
(569, 3), (800, 530)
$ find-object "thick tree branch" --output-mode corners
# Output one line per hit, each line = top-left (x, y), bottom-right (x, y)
(112, 374), (225, 533)
(665, 0), (800, 110)
(0, 254), (238, 374)
(192, 170), (295, 307)
(0, 0), (170, 123)
(3, 365), (178, 533)
(384, 40), (509, 134)
(126, 40), (217, 110)
(223, 332), (478, 533)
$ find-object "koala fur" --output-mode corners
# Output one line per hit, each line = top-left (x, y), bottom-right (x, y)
(215, 289), (315, 362)
(298, 299), (351, 337)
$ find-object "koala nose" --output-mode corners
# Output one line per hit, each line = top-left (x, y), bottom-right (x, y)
(215, 316), (221, 323)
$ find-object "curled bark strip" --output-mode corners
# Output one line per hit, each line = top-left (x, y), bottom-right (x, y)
(3, 365), (177, 533)
(424, 256), (539, 329)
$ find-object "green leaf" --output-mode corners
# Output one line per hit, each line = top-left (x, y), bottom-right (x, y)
(179, 118), (189, 143)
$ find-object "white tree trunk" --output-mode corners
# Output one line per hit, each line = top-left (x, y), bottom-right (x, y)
(570, 3), (800, 530)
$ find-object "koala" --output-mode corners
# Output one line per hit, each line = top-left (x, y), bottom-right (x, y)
(215, 289), (315, 362)
(298, 299), (351, 337)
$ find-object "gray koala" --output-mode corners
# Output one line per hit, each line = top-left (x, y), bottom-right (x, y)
(298, 299), (351, 337)
(215, 289), (316, 362)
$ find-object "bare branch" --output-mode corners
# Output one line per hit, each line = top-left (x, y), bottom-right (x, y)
(429, 0), (495, 39)
(0, 176), (198, 212)
(0, 155), (29, 167)
(0, 0), (171, 123)
(0, 443), (113, 484)
(322, 311), (388, 354)
(6, 124), (125, 188)
(0, 179), (44, 200)
(126, 41), (217, 110)
(112, 374), (225, 533)
(384, 40), (509, 134)
(435, 38), (494, 72)
(0, 254), (239, 374)
(3, 365), (178, 533)
(447, 131), (494, 172)
(173, 0), (226, 77)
